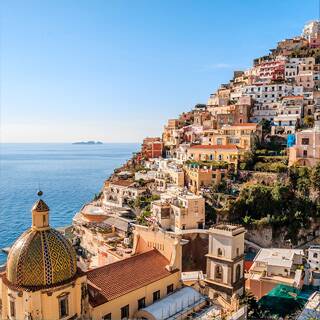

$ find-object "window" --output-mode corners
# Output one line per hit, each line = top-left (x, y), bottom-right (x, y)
(10, 300), (15, 318)
(313, 253), (318, 259)
(235, 264), (241, 282)
(303, 150), (308, 157)
(217, 248), (223, 256)
(103, 313), (112, 320)
(121, 305), (129, 319)
(215, 265), (223, 281)
(138, 297), (145, 310)
(59, 296), (69, 319)
(236, 248), (240, 256)
(153, 290), (160, 302)
(302, 138), (309, 145)
(167, 284), (174, 295)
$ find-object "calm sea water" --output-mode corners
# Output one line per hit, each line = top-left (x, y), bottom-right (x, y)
(0, 143), (139, 264)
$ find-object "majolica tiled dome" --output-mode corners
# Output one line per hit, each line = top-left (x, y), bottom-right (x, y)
(6, 198), (77, 288)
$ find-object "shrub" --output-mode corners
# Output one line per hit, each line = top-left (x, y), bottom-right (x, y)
(254, 161), (287, 173)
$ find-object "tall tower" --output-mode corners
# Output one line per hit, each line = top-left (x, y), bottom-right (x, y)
(205, 223), (245, 301)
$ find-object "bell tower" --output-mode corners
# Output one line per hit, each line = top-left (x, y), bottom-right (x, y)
(205, 223), (245, 301)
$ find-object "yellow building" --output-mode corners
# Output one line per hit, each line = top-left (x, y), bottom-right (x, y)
(209, 123), (262, 151)
(0, 194), (87, 320)
(187, 144), (242, 168)
(184, 165), (224, 194)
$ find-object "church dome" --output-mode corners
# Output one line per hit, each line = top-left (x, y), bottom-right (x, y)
(6, 196), (77, 288)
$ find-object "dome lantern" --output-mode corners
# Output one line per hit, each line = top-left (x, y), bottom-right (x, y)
(31, 191), (49, 230)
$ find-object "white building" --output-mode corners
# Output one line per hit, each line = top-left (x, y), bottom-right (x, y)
(271, 95), (304, 135)
(246, 248), (305, 299)
(302, 20), (320, 41)
(250, 248), (304, 278)
(151, 190), (205, 232)
(171, 143), (190, 164)
(307, 245), (320, 270)
(243, 84), (293, 122)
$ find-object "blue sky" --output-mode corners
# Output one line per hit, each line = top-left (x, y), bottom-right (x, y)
(0, 0), (318, 143)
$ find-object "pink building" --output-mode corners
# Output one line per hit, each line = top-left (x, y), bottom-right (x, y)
(289, 121), (320, 167)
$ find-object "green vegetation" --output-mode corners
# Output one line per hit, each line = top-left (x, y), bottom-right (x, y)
(136, 210), (152, 226)
(259, 119), (272, 135)
(254, 161), (287, 173)
(93, 191), (103, 201)
(194, 103), (206, 109)
(303, 115), (315, 128)
(134, 194), (160, 211)
(311, 162), (320, 196)
(241, 290), (271, 320)
(130, 193), (161, 225)
(290, 46), (320, 63)
(229, 172), (319, 243)
(240, 148), (288, 173)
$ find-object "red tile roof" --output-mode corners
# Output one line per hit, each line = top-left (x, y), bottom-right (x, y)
(282, 95), (304, 100)
(244, 261), (254, 272)
(189, 144), (239, 150)
(86, 250), (177, 306)
(227, 123), (259, 127)
(110, 179), (134, 187)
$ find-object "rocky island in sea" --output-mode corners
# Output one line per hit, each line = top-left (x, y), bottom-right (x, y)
(1, 20), (320, 320)
(72, 140), (103, 145)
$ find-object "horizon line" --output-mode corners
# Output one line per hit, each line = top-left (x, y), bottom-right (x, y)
(0, 141), (141, 144)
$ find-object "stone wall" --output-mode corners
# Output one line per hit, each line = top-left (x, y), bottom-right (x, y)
(241, 171), (288, 186)
(245, 226), (273, 248)
(182, 232), (209, 272)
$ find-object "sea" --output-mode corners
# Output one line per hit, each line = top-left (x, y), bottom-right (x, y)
(0, 143), (139, 265)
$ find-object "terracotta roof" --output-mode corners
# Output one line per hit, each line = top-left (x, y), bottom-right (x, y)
(189, 144), (239, 150)
(110, 179), (134, 187)
(86, 250), (177, 306)
(282, 95), (304, 100)
(103, 216), (129, 232)
(223, 123), (259, 128)
(234, 123), (258, 127)
(244, 261), (254, 272)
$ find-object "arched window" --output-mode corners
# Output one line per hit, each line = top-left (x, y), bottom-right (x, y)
(235, 264), (241, 282)
(217, 248), (223, 257)
(215, 265), (223, 282)
(236, 248), (240, 257)
(313, 252), (318, 259)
